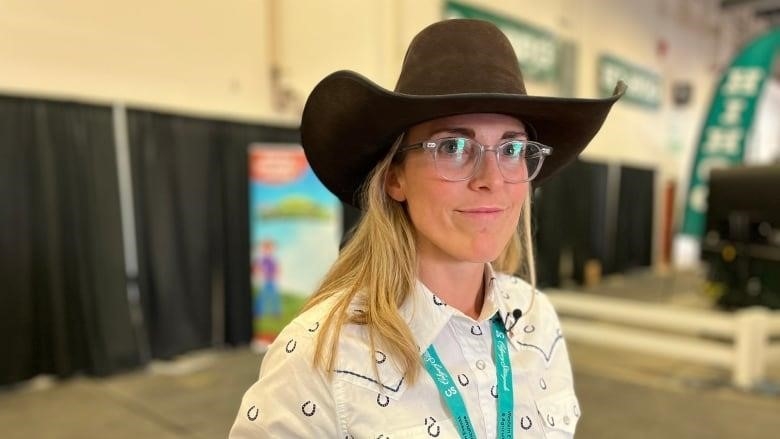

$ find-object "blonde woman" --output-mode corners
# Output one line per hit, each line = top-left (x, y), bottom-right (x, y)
(231, 19), (624, 438)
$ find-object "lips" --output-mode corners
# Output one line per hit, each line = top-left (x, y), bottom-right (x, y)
(455, 207), (506, 222)
(456, 207), (504, 214)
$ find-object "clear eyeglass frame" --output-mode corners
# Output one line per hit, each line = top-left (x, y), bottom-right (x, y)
(398, 137), (553, 183)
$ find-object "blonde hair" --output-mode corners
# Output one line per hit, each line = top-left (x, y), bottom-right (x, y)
(302, 135), (537, 386)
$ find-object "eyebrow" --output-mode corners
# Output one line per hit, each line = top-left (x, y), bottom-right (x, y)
(430, 127), (528, 139)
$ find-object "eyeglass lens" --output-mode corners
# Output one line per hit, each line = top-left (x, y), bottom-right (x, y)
(432, 137), (545, 182)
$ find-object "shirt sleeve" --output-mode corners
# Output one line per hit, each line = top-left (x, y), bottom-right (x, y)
(229, 322), (340, 438)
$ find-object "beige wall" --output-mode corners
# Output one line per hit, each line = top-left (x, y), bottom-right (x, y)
(0, 0), (276, 122)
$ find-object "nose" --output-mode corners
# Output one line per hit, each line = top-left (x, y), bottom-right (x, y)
(468, 148), (504, 189)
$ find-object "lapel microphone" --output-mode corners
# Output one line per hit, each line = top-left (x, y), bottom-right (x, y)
(504, 308), (523, 332)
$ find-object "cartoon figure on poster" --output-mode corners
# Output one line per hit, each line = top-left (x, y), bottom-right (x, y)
(249, 144), (341, 348)
(253, 239), (280, 317)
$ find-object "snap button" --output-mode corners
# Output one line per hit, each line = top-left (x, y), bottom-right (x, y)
(476, 360), (486, 370)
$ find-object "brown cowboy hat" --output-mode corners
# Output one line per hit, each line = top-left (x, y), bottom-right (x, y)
(301, 19), (626, 207)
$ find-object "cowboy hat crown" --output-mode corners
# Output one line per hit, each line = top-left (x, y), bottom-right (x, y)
(394, 19), (527, 95)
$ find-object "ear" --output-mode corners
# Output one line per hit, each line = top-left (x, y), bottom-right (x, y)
(385, 164), (407, 202)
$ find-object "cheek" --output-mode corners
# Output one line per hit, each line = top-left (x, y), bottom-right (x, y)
(505, 185), (529, 225)
(402, 183), (462, 241)
(512, 183), (529, 206)
(405, 182), (454, 220)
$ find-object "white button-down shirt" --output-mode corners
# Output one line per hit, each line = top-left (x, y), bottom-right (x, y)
(231, 266), (580, 438)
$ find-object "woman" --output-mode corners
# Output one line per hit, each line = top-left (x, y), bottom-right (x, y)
(231, 19), (624, 438)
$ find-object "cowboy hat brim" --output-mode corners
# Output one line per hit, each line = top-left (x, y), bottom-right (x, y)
(302, 70), (627, 207)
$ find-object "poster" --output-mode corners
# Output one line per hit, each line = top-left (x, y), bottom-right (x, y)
(248, 144), (341, 350)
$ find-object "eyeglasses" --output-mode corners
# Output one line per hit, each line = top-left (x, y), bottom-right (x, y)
(398, 137), (553, 183)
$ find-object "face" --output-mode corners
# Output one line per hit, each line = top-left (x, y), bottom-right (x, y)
(386, 113), (529, 265)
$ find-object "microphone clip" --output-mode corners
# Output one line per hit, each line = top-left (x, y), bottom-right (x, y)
(503, 308), (523, 333)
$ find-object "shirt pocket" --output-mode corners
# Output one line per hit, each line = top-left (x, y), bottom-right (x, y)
(334, 375), (461, 438)
(534, 390), (581, 438)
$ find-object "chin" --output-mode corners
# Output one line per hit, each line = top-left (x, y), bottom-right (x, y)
(462, 244), (505, 264)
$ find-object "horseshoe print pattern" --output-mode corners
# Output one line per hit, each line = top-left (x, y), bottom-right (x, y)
(246, 405), (259, 421)
(285, 339), (297, 353)
(470, 325), (483, 335)
(425, 417), (440, 437)
(301, 400), (316, 417)
(377, 394), (390, 407)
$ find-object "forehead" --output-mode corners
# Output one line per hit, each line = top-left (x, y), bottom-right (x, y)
(408, 113), (526, 137)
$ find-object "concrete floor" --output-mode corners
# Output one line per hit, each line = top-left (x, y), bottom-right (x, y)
(2, 270), (779, 438)
(1, 340), (778, 438)
(570, 343), (780, 439)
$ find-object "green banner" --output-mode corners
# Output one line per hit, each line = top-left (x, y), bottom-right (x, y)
(598, 54), (661, 108)
(444, 1), (558, 81)
(681, 29), (780, 238)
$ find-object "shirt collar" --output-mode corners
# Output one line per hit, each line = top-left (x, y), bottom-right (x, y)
(489, 265), (535, 334)
(399, 263), (535, 352)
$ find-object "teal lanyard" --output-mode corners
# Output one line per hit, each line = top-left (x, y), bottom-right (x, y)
(421, 317), (514, 439)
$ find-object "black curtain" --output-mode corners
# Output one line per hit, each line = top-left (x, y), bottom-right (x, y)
(0, 97), (139, 385)
(127, 111), (299, 359)
(533, 160), (608, 287)
(1, 95), (303, 385)
(340, 203), (362, 248)
(586, 162), (609, 276)
(614, 165), (654, 271)
(127, 112), (219, 359)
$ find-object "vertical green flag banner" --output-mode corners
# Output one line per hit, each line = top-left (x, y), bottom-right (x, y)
(681, 29), (780, 238)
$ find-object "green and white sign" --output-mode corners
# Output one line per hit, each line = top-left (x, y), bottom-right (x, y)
(681, 29), (780, 239)
(598, 54), (661, 108)
(445, 1), (558, 81)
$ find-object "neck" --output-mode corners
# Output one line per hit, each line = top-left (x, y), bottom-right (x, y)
(418, 258), (486, 320)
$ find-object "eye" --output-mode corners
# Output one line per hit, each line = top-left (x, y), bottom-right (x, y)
(501, 141), (525, 158)
(440, 138), (464, 153)
(437, 138), (471, 161)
